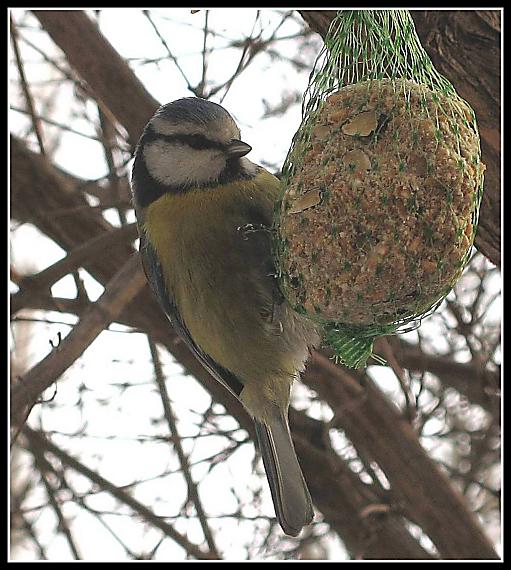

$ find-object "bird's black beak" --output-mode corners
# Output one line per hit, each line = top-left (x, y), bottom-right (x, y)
(226, 139), (252, 158)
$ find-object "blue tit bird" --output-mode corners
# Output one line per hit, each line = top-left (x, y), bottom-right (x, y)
(130, 97), (320, 536)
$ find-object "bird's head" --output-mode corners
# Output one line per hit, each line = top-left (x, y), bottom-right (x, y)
(132, 97), (253, 196)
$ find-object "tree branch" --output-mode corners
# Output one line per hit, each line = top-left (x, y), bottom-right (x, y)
(32, 10), (159, 146)
(28, 438), (82, 559)
(10, 256), (146, 432)
(147, 336), (220, 558)
(22, 427), (219, 560)
(290, 413), (435, 559)
(13, 224), (138, 314)
(10, 14), (47, 156)
(304, 352), (499, 559)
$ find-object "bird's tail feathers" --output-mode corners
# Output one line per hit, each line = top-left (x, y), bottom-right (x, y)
(254, 410), (313, 536)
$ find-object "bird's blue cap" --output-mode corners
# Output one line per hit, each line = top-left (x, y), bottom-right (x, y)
(155, 97), (234, 126)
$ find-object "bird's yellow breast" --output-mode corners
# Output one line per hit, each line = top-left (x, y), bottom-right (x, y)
(142, 170), (280, 287)
(143, 169), (279, 235)
(141, 170), (284, 381)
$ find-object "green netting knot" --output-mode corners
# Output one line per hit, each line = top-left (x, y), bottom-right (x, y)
(323, 323), (389, 368)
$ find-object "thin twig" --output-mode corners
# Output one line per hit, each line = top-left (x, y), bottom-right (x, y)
(23, 427), (219, 560)
(16, 31), (76, 82)
(10, 14), (46, 155)
(11, 105), (104, 142)
(12, 224), (138, 315)
(379, 338), (417, 425)
(147, 336), (220, 559)
(28, 438), (82, 559)
(10, 256), (146, 435)
(98, 106), (127, 225)
(142, 10), (197, 96)
(197, 10), (209, 97)
(213, 12), (262, 102)
(17, 512), (49, 560)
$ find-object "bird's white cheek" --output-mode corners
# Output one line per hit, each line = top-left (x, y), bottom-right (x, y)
(143, 141), (226, 186)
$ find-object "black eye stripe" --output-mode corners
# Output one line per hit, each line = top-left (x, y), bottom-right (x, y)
(163, 133), (222, 150)
(145, 128), (223, 150)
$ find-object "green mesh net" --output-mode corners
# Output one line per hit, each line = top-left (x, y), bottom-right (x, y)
(273, 10), (485, 368)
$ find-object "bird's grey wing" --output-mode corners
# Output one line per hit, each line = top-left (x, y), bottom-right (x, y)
(139, 232), (244, 398)
(237, 211), (286, 330)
